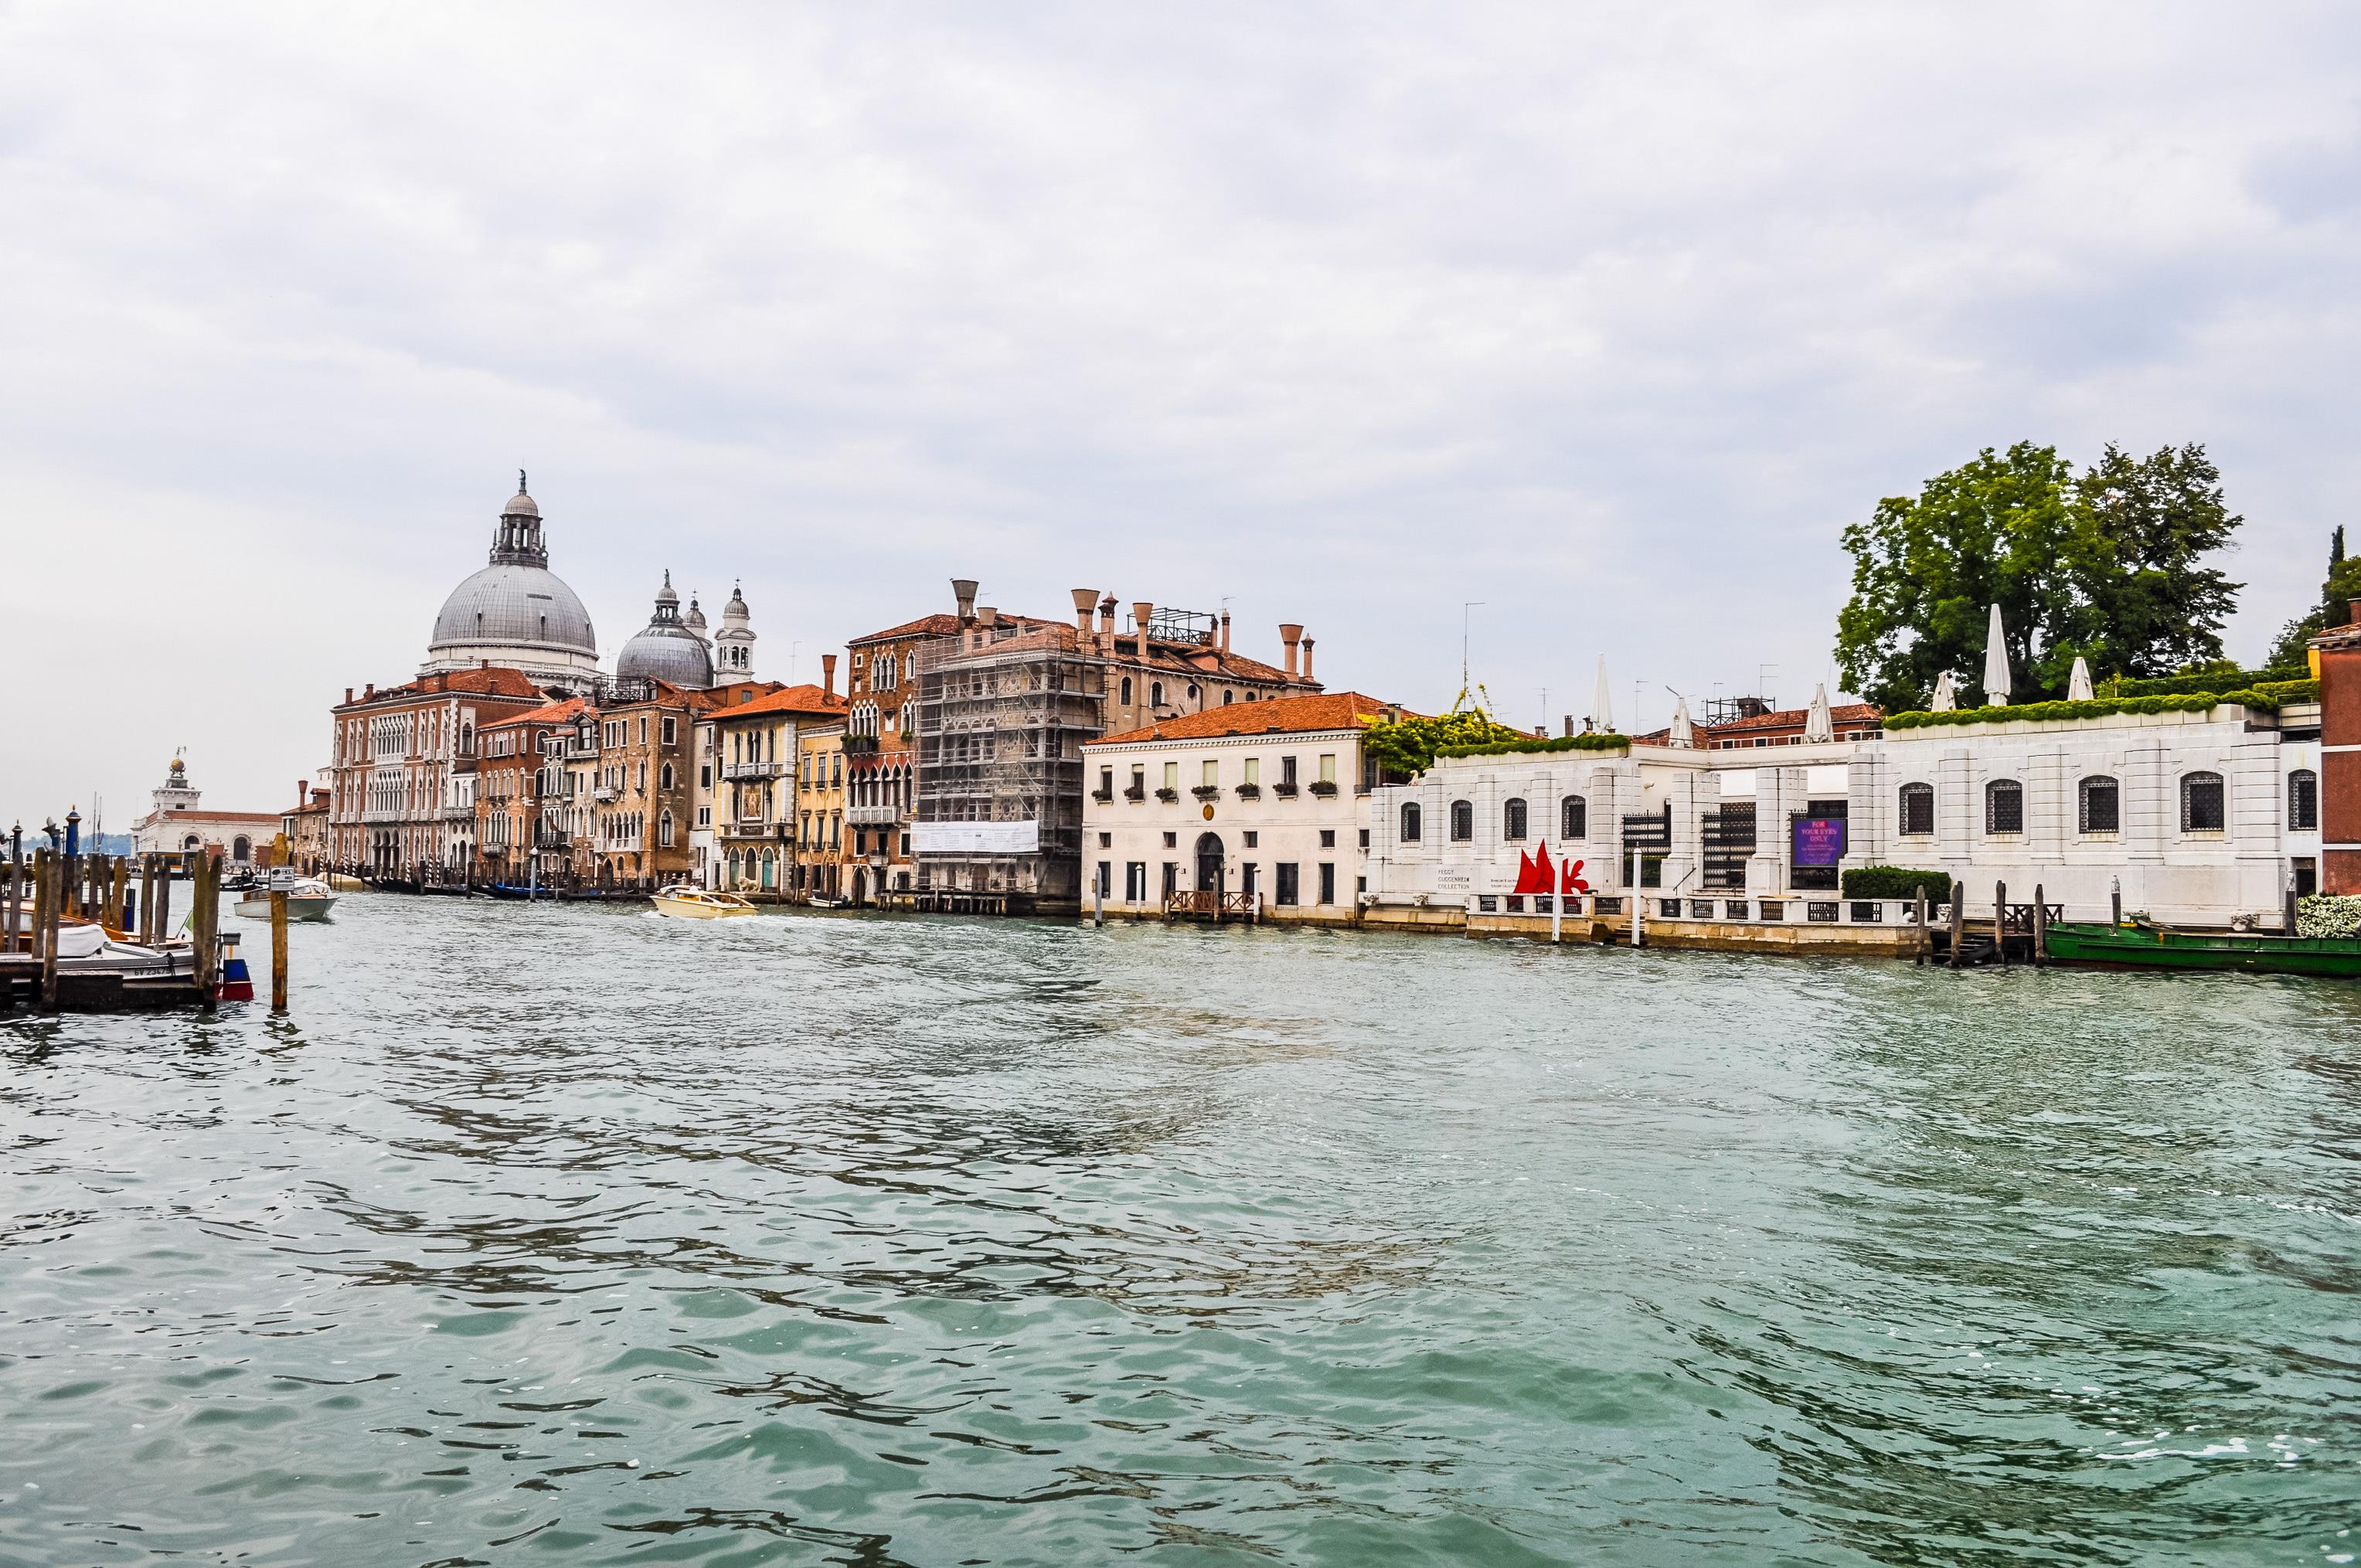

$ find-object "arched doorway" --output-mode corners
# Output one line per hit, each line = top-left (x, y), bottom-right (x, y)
(1195, 832), (1223, 895)
(852, 869), (868, 904)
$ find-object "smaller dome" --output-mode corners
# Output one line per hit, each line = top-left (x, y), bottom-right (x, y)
(655, 568), (679, 608)
(502, 470), (539, 518)
(684, 593), (709, 637)
(721, 582), (752, 627)
(616, 572), (713, 689)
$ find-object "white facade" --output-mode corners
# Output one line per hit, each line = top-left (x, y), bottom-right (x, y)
(128, 757), (281, 862)
(1082, 726), (1369, 920)
(1366, 701), (2322, 928)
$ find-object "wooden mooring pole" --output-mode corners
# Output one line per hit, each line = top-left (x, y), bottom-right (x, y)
(4, 854), (21, 955)
(192, 855), (218, 1008)
(2033, 882), (2048, 967)
(270, 890), (289, 1013)
(1914, 883), (1929, 965)
(1947, 882), (1964, 968)
(1995, 881), (2008, 968)
(138, 855), (155, 944)
(38, 849), (62, 1010)
(106, 856), (128, 932)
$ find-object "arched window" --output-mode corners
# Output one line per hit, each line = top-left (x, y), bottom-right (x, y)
(1899, 782), (1934, 836)
(1562, 795), (1587, 838)
(658, 811), (675, 847)
(1449, 800), (1473, 841)
(1985, 779), (2023, 835)
(1120, 676), (1133, 705)
(2290, 768), (2319, 832)
(659, 763), (675, 791)
(1223, 689), (1234, 705)
(2077, 775), (2120, 834)
(1151, 682), (1165, 708)
(1503, 798), (1528, 840)
(2182, 771), (2225, 832)
(1400, 801), (1422, 841)
(232, 835), (251, 861)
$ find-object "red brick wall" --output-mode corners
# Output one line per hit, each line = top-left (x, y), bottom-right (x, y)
(2321, 645), (2361, 893)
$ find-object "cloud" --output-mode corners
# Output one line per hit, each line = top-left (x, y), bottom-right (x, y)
(3, 0), (2357, 816)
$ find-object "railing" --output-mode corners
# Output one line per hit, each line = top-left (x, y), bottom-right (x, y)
(723, 761), (784, 780)
(845, 803), (900, 826)
(1164, 889), (1258, 920)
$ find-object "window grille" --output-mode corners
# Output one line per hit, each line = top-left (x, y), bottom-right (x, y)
(1400, 801), (1421, 841)
(1562, 795), (1587, 838)
(2290, 769), (2318, 832)
(2078, 776), (2119, 834)
(1503, 798), (1528, 840)
(1985, 779), (2023, 835)
(1899, 782), (1934, 835)
(1449, 800), (1472, 841)
(2182, 772), (2225, 832)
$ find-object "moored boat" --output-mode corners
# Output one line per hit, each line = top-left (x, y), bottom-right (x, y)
(651, 887), (757, 920)
(2043, 920), (2361, 978)
(233, 872), (339, 922)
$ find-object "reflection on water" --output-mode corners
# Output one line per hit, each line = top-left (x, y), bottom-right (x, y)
(3, 899), (2357, 1566)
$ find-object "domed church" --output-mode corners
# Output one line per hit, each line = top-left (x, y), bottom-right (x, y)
(616, 571), (715, 689)
(420, 474), (604, 693)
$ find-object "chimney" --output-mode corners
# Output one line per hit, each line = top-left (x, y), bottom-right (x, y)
(1098, 595), (1116, 634)
(1300, 635), (1315, 682)
(296, 778), (306, 804)
(364, 683), (375, 699)
(1220, 611), (1231, 653)
(822, 654), (837, 699)
(952, 578), (979, 624)
(1070, 587), (1097, 635)
(1279, 624), (1303, 678)
(1133, 601), (1155, 645)
(345, 687), (353, 705)
(978, 605), (998, 630)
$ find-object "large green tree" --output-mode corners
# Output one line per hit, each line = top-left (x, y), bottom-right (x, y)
(2071, 442), (2242, 677)
(1835, 440), (2244, 711)
(1833, 442), (2084, 713)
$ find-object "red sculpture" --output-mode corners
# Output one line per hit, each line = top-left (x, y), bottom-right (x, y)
(1512, 842), (1590, 896)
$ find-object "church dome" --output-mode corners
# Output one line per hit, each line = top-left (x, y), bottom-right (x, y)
(617, 570), (713, 689)
(421, 474), (601, 689)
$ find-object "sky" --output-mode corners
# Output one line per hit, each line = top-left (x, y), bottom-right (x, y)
(3, 1), (2357, 827)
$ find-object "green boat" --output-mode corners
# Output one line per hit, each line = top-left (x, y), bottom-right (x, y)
(2043, 920), (2361, 977)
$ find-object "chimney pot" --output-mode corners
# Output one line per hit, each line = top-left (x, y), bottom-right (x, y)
(952, 578), (979, 624)
(1279, 624), (1303, 679)
(1133, 602), (1155, 644)
(1300, 635), (1315, 682)
(1098, 595), (1117, 633)
(364, 683), (374, 699)
(822, 654), (838, 699)
(1070, 587), (1097, 634)
(1220, 611), (1231, 653)
(978, 605), (998, 630)
(345, 687), (353, 705)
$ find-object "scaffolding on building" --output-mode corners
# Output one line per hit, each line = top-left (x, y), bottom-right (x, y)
(910, 620), (1106, 914)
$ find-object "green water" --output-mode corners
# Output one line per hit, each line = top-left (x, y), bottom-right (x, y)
(2, 898), (2356, 1566)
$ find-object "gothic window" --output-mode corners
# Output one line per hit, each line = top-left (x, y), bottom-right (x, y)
(659, 811), (674, 847)
(1503, 798), (1528, 840)
(2290, 769), (2318, 831)
(2077, 776), (2120, 834)
(1449, 800), (1473, 841)
(2181, 771), (2225, 832)
(660, 763), (675, 791)
(1400, 801), (1421, 841)
(1121, 676), (1133, 705)
(1151, 682), (1165, 708)
(1985, 779), (2023, 835)
(1562, 795), (1587, 838)
(1899, 782), (1934, 835)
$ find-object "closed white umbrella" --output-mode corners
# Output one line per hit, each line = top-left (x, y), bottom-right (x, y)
(1982, 604), (2011, 706)
(1593, 655), (1614, 734)
(2067, 655), (2094, 701)
(1804, 682), (1834, 743)
(1668, 695), (1695, 747)
(1931, 671), (1957, 712)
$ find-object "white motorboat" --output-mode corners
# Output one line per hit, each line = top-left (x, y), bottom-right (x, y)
(651, 886), (757, 920)
(233, 871), (339, 922)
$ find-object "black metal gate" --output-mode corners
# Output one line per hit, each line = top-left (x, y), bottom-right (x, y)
(1621, 806), (1669, 889)
(1702, 802), (1754, 889)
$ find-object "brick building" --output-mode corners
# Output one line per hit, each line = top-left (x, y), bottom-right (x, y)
(328, 667), (546, 877)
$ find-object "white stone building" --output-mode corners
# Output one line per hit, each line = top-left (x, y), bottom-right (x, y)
(129, 756), (284, 864)
(1365, 696), (2322, 929)
(1082, 692), (1406, 923)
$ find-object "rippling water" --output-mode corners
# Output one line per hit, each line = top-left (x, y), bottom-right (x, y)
(3, 897), (2357, 1566)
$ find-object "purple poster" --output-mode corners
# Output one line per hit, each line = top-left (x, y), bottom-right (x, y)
(1792, 817), (1846, 868)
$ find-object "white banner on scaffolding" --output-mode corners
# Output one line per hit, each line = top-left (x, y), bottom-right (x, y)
(913, 821), (1040, 855)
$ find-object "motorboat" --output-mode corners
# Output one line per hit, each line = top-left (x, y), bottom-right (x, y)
(651, 886), (757, 920)
(233, 871), (339, 922)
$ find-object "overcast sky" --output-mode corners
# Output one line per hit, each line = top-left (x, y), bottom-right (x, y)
(4, 1), (2357, 827)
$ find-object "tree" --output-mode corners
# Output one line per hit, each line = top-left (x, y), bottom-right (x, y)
(1833, 443), (2083, 712)
(2069, 443), (2241, 678)
(2267, 525), (2361, 669)
(1835, 440), (2247, 711)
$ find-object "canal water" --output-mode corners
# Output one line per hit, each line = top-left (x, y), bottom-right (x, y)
(2, 898), (2356, 1566)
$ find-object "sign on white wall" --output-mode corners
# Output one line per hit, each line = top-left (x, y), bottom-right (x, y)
(913, 821), (1040, 855)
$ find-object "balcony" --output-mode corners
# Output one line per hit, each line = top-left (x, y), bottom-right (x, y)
(846, 802), (900, 827)
(723, 761), (784, 781)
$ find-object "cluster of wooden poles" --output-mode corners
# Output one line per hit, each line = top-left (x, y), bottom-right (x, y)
(1915, 879), (2055, 968)
(0, 849), (289, 1012)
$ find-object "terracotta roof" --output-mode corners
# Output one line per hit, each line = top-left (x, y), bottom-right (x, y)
(1631, 702), (1883, 743)
(1090, 691), (1408, 747)
(339, 668), (547, 706)
(486, 696), (586, 728)
(849, 611), (1052, 647)
(712, 682), (849, 720)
